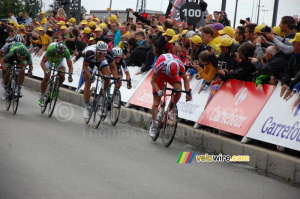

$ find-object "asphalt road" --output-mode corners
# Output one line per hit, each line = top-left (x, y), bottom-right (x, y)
(0, 87), (299, 199)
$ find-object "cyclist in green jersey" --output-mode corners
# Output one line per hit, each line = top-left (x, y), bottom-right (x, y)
(39, 42), (73, 106)
(1, 45), (33, 98)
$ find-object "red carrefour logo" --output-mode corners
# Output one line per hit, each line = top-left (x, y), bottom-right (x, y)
(234, 88), (248, 106)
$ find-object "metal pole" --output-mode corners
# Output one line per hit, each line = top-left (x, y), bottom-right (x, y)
(233, 0), (238, 28)
(251, 0), (255, 22)
(77, 0), (81, 23)
(272, 0), (279, 26)
(65, 0), (70, 19)
(256, 0), (260, 24)
(262, 10), (268, 24)
(221, 0), (227, 11)
(109, 0), (112, 14)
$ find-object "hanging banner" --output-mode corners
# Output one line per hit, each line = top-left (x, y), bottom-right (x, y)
(198, 80), (276, 136)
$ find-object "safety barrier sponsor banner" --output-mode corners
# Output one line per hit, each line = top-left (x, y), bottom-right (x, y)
(128, 70), (154, 109)
(176, 77), (210, 122)
(246, 85), (300, 151)
(119, 67), (151, 103)
(198, 80), (276, 136)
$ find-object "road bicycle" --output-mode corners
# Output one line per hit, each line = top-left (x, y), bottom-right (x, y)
(6, 61), (29, 115)
(41, 63), (70, 118)
(152, 81), (190, 147)
(84, 68), (129, 128)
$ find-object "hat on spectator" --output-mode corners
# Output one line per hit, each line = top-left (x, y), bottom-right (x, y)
(95, 27), (103, 32)
(69, 17), (76, 24)
(157, 25), (164, 32)
(80, 20), (88, 25)
(162, 29), (176, 37)
(216, 38), (233, 47)
(89, 21), (96, 28)
(109, 15), (117, 22)
(60, 25), (67, 30)
(182, 30), (188, 35)
(183, 30), (195, 39)
(40, 12), (45, 15)
(289, 33), (300, 43)
(189, 35), (202, 46)
(94, 18), (100, 22)
(169, 35), (179, 43)
(89, 37), (95, 41)
(18, 24), (25, 29)
(83, 27), (92, 34)
(99, 23), (107, 28)
(57, 21), (65, 25)
(273, 26), (285, 37)
(254, 24), (266, 34)
(36, 27), (44, 31)
(210, 23), (224, 31)
(218, 26), (235, 38)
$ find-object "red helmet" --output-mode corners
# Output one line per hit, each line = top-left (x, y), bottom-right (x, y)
(166, 61), (179, 78)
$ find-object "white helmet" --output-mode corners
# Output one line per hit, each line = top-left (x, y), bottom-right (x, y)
(112, 47), (123, 57)
(14, 34), (24, 43)
(96, 41), (108, 51)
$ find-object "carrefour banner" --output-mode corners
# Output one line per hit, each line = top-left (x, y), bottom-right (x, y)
(246, 84), (300, 151)
(198, 80), (276, 136)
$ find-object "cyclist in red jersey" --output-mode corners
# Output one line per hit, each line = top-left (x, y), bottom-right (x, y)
(149, 53), (191, 137)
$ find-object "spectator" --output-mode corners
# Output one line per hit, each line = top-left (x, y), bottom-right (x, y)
(110, 21), (121, 47)
(34, 27), (50, 57)
(279, 16), (296, 39)
(49, 28), (59, 43)
(94, 27), (110, 43)
(80, 20), (88, 29)
(155, 28), (175, 54)
(188, 35), (204, 61)
(57, 8), (67, 22)
(265, 32), (293, 55)
(281, 33), (300, 99)
(201, 26), (221, 54)
(8, 11), (17, 23)
(245, 23), (257, 44)
(234, 26), (247, 45)
(126, 38), (148, 67)
(120, 24), (130, 36)
(219, 12), (230, 27)
(0, 19), (9, 48)
(17, 12), (24, 24)
(218, 42), (256, 81)
(218, 26), (235, 38)
(24, 13), (33, 26)
(210, 23), (224, 44)
(88, 21), (96, 33)
(39, 12), (47, 25)
(251, 45), (289, 83)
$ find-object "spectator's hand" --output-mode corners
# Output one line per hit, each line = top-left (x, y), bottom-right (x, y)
(293, 95), (300, 107)
(280, 84), (292, 99)
(265, 32), (275, 41)
(174, 42), (182, 52)
(182, 20), (188, 29)
(285, 91), (296, 101)
(104, 17), (108, 24)
(218, 69), (225, 76)
(256, 36), (262, 44)
(250, 57), (258, 65)
(294, 15), (299, 24)
(260, 36), (268, 44)
(280, 84), (288, 97)
(256, 84), (263, 91)
(129, 8), (134, 13)
(198, 83), (205, 94)
(36, 51), (43, 57)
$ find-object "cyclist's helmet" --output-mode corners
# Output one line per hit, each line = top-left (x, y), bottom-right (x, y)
(16, 45), (28, 57)
(112, 47), (123, 57)
(55, 42), (66, 54)
(14, 34), (24, 43)
(166, 61), (180, 78)
(96, 41), (108, 51)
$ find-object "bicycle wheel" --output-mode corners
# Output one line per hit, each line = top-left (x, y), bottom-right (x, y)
(161, 104), (178, 147)
(48, 80), (59, 118)
(85, 87), (96, 124)
(41, 82), (51, 114)
(152, 103), (165, 142)
(12, 77), (20, 115)
(6, 80), (13, 111)
(110, 89), (121, 126)
(92, 89), (105, 129)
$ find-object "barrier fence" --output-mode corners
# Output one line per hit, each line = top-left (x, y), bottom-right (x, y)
(28, 53), (300, 151)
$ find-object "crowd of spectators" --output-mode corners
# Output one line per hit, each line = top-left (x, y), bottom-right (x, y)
(1, 7), (300, 151)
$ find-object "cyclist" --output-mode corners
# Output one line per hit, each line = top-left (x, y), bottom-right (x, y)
(1, 45), (33, 99)
(80, 41), (119, 119)
(39, 42), (73, 106)
(149, 53), (191, 137)
(1, 34), (25, 99)
(111, 47), (132, 89)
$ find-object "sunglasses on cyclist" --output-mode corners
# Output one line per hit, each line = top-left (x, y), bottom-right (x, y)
(114, 56), (122, 59)
(17, 54), (26, 59)
(98, 51), (107, 56)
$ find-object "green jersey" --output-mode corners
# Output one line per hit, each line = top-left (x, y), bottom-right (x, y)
(45, 43), (71, 67)
(4, 43), (32, 65)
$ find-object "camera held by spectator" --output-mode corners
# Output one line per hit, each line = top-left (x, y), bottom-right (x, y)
(261, 25), (272, 33)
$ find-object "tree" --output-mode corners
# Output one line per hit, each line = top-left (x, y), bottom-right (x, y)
(0, 0), (25, 19)
(48, 0), (87, 20)
(24, 0), (42, 18)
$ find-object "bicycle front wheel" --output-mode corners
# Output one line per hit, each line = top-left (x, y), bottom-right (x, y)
(110, 89), (121, 126)
(92, 89), (105, 129)
(12, 77), (20, 115)
(6, 80), (13, 111)
(161, 105), (178, 147)
(85, 87), (96, 124)
(41, 82), (51, 114)
(48, 80), (59, 118)
(152, 103), (165, 142)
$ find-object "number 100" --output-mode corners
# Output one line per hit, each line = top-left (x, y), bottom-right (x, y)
(182, 9), (201, 17)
